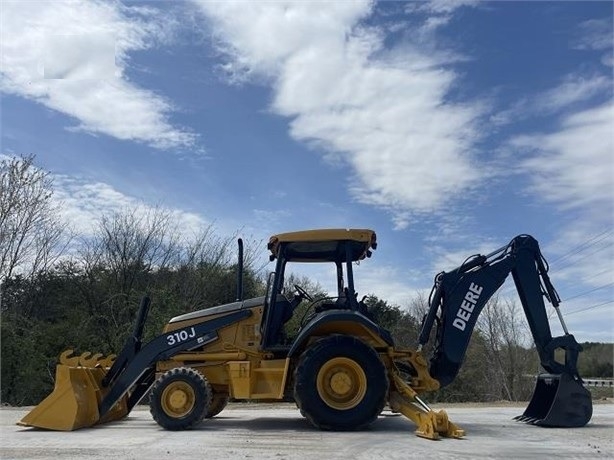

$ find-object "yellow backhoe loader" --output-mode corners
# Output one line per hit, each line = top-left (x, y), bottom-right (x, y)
(18, 229), (592, 439)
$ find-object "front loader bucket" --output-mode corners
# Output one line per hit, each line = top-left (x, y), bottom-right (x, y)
(18, 352), (128, 431)
(515, 373), (592, 428)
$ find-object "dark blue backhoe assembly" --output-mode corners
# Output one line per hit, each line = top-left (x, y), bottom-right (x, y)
(418, 234), (592, 427)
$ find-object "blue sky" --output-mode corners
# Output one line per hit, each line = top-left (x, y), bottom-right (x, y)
(1, 1), (613, 342)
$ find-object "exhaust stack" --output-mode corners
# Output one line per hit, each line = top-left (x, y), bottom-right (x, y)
(236, 238), (244, 302)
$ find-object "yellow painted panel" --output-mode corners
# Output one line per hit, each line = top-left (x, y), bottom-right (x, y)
(227, 361), (251, 398)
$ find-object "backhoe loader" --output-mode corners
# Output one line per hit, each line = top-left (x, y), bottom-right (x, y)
(19, 229), (592, 439)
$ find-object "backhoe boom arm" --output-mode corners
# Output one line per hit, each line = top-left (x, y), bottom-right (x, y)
(418, 234), (581, 387)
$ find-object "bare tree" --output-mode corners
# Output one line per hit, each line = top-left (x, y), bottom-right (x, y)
(175, 227), (238, 309)
(60, 205), (181, 349)
(0, 154), (69, 282)
(98, 206), (181, 292)
(406, 290), (432, 348)
(477, 296), (535, 400)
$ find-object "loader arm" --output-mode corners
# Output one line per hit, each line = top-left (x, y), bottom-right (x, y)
(415, 234), (592, 427)
(18, 306), (251, 430)
(97, 308), (251, 418)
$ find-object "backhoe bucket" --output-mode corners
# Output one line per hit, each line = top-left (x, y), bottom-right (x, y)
(18, 352), (128, 431)
(515, 373), (592, 427)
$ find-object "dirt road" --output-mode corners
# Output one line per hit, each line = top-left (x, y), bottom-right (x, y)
(2, 403), (612, 459)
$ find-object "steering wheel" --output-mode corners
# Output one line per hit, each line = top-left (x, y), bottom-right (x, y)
(294, 284), (313, 302)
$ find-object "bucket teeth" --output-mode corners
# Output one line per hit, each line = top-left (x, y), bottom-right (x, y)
(77, 352), (93, 366)
(515, 415), (543, 425)
(58, 350), (115, 368)
(100, 354), (116, 368)
(59, 350), (80, 366)
(80, 353), (103, 367)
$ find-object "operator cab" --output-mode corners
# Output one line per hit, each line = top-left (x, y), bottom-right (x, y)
(261, 229), (377, 350)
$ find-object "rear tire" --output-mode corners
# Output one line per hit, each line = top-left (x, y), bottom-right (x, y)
(149, 367), (211, 430)
(294, 335), (388, 431)
(204, 392), (229, 418)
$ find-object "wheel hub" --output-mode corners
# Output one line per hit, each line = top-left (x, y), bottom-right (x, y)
(317, 357), (367, 410)
(330, 371), (352, 395)
(169, 390), (188, 408)
(161, 382), (195, 417)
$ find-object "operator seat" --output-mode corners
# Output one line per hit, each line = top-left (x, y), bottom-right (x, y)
(262, 294), (293, 350)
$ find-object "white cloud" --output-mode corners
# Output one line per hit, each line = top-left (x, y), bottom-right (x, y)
(536, 74), (612, 114)
(354, 262), (422, 308)
(199, 1), (371, 79)
(194, 1), (484, 227)
(572, 18), (613, 51)
(53, 174), (207, 237)
(506, 101), (613, 338)
(491, 73), (612, 126)
(427, 238), (504, 275)
(512, 103), (614, 212)
(42, 32), (117, 80)
(420, 0), (481, 15)
(408, 0), (481, 35)
(0, 0), (195, 149)
(547, 226), (613, 290)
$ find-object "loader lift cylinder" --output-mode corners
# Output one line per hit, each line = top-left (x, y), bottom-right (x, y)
(102, 296), (151, 388)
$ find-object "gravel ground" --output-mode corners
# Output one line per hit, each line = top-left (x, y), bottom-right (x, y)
(1, 403), (612, 459)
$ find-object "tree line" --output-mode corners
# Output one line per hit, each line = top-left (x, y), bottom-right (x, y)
(1, 154), (611, 406)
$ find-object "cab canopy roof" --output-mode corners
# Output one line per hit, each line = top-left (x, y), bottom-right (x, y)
(267, 228), (377, 263)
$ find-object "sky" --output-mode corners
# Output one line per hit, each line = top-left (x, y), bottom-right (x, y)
(1, 0), (613, 342)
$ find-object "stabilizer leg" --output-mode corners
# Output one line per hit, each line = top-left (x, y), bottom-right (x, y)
(389, 372), (464, 440)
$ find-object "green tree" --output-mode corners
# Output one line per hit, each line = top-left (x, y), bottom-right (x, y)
(362, 294), (420, 347)
(579, 342), (614, 378)
(282, 273), (327, 340)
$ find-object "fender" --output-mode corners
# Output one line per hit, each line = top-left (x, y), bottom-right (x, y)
(288, 309), (394, 357)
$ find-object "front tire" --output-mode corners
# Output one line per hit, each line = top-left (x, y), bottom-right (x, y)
(294, 335), (388, 431)
(149, 367), (211, 430)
